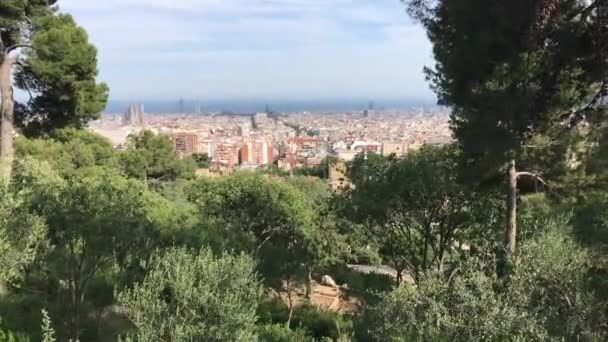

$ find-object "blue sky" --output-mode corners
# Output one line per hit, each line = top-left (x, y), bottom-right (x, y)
(59, 0), (435, 101)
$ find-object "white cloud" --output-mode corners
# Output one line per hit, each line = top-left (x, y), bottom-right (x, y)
(57, 0), (434, 99)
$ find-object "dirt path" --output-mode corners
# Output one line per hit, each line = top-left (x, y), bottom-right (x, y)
(280, 281), (360, 313)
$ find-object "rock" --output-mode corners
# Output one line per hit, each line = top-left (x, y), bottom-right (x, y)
(321, 275), (338, 288)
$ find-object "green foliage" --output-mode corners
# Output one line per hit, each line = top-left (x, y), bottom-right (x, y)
(191, 153), (211, 168)
(120, 130), (196, 185)
(293, 156), (339, 179)
(85, 275), (116, 323)
(510, 230), (606, 339)
(0, 185), (46, 283)
(573, 191), (608, 248)
(40, 310), (55, 342)
(365, 269), (547, 342)
(0, 330), (30, 342)
(13, 158), (173, 340)
(585, 108), (608, 187)
(364, 227), (606, 341)
(258, 164), (291, 177)
(3, 120), (608, 342)
(288, 176), (351, 283)
(2, 5), (607, 334)
(0, 0), (55, 48)
(118, 247), (262, 341)
(1, 0), (103, 182)
(518, 193), (571, 243)
(257, 297), (290, 325)
(143, 188), (200, 248)
(186, 172), (316, 288)
(17, 159), (160, 272)
(291, 304), (354, 342)
(259, 324), (313, 342)
(15, 128), (119, 177)
(406, 0), (603, 175)
(15, 14), (108, 135)
(346, 145), (477, 281)
(286, 176), (332, 209)
(329, 264), (394, 306)
(257, 299), (354, 342)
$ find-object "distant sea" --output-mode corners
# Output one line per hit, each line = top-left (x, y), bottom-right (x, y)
(104, 98), (439, 114)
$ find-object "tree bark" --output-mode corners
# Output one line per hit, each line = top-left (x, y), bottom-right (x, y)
(305, 268), (313, 299)
(422, 222), (430, 272)
(287, 304), (294, 329)
(396, 268), (403, 285)
(70, 267), (82, 341)
(506, 160), (518, 257)
(286, 287), (294, 329)
(0, 54), (15, 183)
(72, 286), (82, 342)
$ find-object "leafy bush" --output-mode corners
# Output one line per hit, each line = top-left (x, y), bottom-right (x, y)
(259, 324), (313, 342)
(118, 247), (262, 341)
(329, 264), (394, 306)
(291, 304), (353, 341)
(363, 229), (607, 341)
(0, 330), (30, 342)
(573, 191), (608, 248)
(510, 230), (607, 340)
(257, 297), (289, 325)
(363, 265), (546, 341)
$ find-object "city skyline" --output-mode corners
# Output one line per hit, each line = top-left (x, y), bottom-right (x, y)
(104, 98), (440, 114)
(60, 0), (436, 101)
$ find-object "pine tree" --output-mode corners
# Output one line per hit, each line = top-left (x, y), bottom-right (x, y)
(0, 0), (107, 182)
(406, 0), (607, 260)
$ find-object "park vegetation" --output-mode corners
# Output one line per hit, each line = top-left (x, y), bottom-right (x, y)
(0, 0), (607, 341)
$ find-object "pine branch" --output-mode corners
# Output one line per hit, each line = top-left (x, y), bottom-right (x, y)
(516, 172), (548, 186)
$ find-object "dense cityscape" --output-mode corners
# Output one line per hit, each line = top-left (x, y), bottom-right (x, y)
(91, 105), (452, 175)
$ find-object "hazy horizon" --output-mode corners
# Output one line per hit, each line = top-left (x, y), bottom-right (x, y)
(104, 97), (439, 114)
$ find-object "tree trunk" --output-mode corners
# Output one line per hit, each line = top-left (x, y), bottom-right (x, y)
(437, 254), (445, 273)
(70, 283), (82, 341)
(305, 268), (313, 299)
(283, 277), (296, 328)
(286, 291), (294, 329)
(95, 309), (103, 340)
(0, 54), (15, 183)
(422, 226), (430, 272)
(506, 159), (518, 257)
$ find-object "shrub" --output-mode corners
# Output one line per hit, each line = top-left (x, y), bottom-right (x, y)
(259, 324), (313, 342)
(118, 247), (262, 341)
(291, 304), (354, 341)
